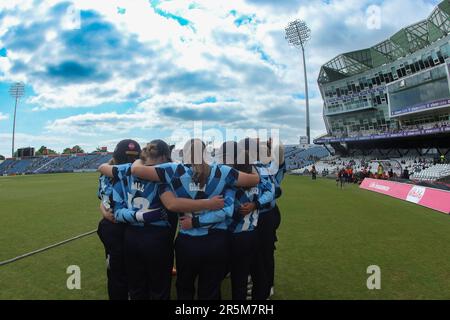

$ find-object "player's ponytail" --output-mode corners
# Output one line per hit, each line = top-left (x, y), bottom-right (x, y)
(141, 139), (172, 164)
(183, 139), (210, 189)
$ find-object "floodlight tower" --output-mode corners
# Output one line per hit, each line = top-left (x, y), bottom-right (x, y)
(285, 20), (311, 144)
(9, 82), (25, 157)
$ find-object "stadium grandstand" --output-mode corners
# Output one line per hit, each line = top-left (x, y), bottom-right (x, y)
(0, 145), (330, 176)
(284, 145), (329, 170)
(2, 3), (449, 185)
(0, 153), (113, 175)
(310, 0), (450, 186)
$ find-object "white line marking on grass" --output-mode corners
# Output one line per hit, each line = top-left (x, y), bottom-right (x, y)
(0, 229), (97, 266)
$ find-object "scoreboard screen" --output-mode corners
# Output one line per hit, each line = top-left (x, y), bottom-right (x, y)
(17, 147), (35, 158)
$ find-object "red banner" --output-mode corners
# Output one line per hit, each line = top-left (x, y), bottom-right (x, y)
(360, 178), (450, 214)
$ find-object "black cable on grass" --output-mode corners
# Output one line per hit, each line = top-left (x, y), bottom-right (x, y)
(0, 229), (97, 266)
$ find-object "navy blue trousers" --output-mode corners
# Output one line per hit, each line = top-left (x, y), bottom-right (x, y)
(124, 225), (173, 300)
(97, 219), (128, 300)
(167, 211), (179, 244)
(230, 230), (261, 300)
(175, 230), (229, 300)
(255, 205), (281, 298)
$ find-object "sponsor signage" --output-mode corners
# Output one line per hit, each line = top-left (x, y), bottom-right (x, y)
(360, 178), (450, 214)
(314, 126), (450, 144)
(390, 98), (450, 117)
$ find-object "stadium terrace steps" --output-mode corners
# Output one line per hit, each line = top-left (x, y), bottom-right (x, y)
(0, 147), (330, 176)
(295, 155), (450, 183)
(285, 146), (329, 171)
(0, 154), (113, 175)
(33, 157), (59, 174)
(410, 163), (450, 181)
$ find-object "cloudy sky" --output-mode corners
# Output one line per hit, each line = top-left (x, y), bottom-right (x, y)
(0, 0), (441, 156)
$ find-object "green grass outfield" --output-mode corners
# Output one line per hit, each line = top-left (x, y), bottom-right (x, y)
(1, 173), (450, 299)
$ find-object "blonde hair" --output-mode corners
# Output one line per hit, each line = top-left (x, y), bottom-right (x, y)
(183, 139), (210, 188)
(140, 140), (171, 164)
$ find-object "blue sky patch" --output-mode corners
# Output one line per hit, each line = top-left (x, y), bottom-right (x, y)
(193, 96), (218, 104)
(0, 0), (440, 156)
(150, 0), (193, 28)
(234, 14), (255, 27)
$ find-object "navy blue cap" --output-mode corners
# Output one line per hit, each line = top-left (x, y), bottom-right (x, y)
(113, 139), (141, 164)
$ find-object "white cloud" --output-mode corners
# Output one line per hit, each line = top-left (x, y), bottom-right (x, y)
(0, 112), (8, 121)
(45, 112), (144, 135)
(0, 132), (71, 155)
(0, 0), (441, 152)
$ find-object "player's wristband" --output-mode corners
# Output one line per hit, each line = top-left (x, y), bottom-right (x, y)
(142, 209), (162, 223)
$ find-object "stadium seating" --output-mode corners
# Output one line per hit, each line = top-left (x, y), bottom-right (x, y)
(0, 153), (113, 175)
(0, 146), (330, 176)
(0, 159), (16, 174)
(284, 146), (329, 170)
(2, 148), (448, 183)
(410, 164), (450, 182)
(295, 154), (450, 182)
